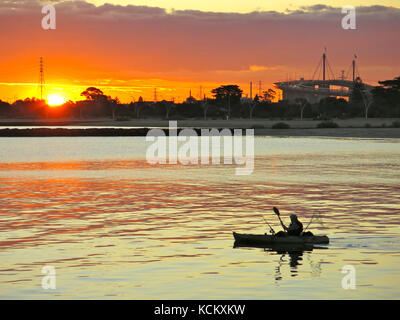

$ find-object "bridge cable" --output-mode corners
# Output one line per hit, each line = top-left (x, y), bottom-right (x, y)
(326, 59), (336, 80)
(312, 56), (323, 81)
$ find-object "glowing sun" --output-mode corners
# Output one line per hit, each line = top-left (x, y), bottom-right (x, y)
(47, 94), (66, 106)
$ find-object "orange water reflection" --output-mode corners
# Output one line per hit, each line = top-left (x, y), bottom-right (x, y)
(0, 153), (400, 298)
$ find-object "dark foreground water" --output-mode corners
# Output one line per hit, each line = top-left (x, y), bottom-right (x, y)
(0, 136), (399, 299)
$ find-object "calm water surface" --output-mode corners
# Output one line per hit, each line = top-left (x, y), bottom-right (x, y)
(0, 136), (399, 299)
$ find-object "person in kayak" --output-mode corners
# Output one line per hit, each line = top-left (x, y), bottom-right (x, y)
(276, 214), (303, 237)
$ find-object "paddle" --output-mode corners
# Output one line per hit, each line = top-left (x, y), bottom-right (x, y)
(273, 207), (286, 230)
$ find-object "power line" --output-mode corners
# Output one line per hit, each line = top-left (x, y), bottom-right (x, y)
(38, 57), (45, 100)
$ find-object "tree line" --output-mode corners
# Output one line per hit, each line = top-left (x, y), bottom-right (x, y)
(0, 76), (399, 120)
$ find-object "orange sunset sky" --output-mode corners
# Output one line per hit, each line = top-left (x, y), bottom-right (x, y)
(0, 0), (399, 103)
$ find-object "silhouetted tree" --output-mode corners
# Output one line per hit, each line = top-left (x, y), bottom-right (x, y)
(318, 97), (348, 119)
(372, 76), (400, 117)
(211, 85), (242, 102)
(80, 87), (107, 102)
(157, 100), (175, 119)
(201, 100), (211, 120)
(378, 76), (400, 90)
(360, 90), (373, 120)
(131, 96), (146, 119)
(12, 98), (46, 118)
(0, 100), (11, 117)
(79, 87), (118, 119)
(349, 78), (365, 117)
(294, 98), (308, 120)
(241, 97), (258, 119)
(262, 89), (276, 102)
(110, 97), (120, 120)
(211, 85), (242, 118)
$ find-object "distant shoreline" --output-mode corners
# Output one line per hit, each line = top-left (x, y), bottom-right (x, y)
(0, 118), (399, 138)
(1, 117), (399, 127)
(0, 128), (399, 139)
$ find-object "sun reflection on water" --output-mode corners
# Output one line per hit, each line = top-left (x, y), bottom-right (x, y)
(0, 137), (399, 299)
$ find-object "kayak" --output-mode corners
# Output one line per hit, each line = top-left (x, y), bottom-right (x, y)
(233, 232), (329, 246)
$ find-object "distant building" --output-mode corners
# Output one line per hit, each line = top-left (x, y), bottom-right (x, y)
(185, 90), (197, 104)
(274, 53), (374, 103)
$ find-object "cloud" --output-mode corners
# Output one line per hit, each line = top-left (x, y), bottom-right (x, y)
(0, 1), (399, 96)
(248, 65), (279, 72)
